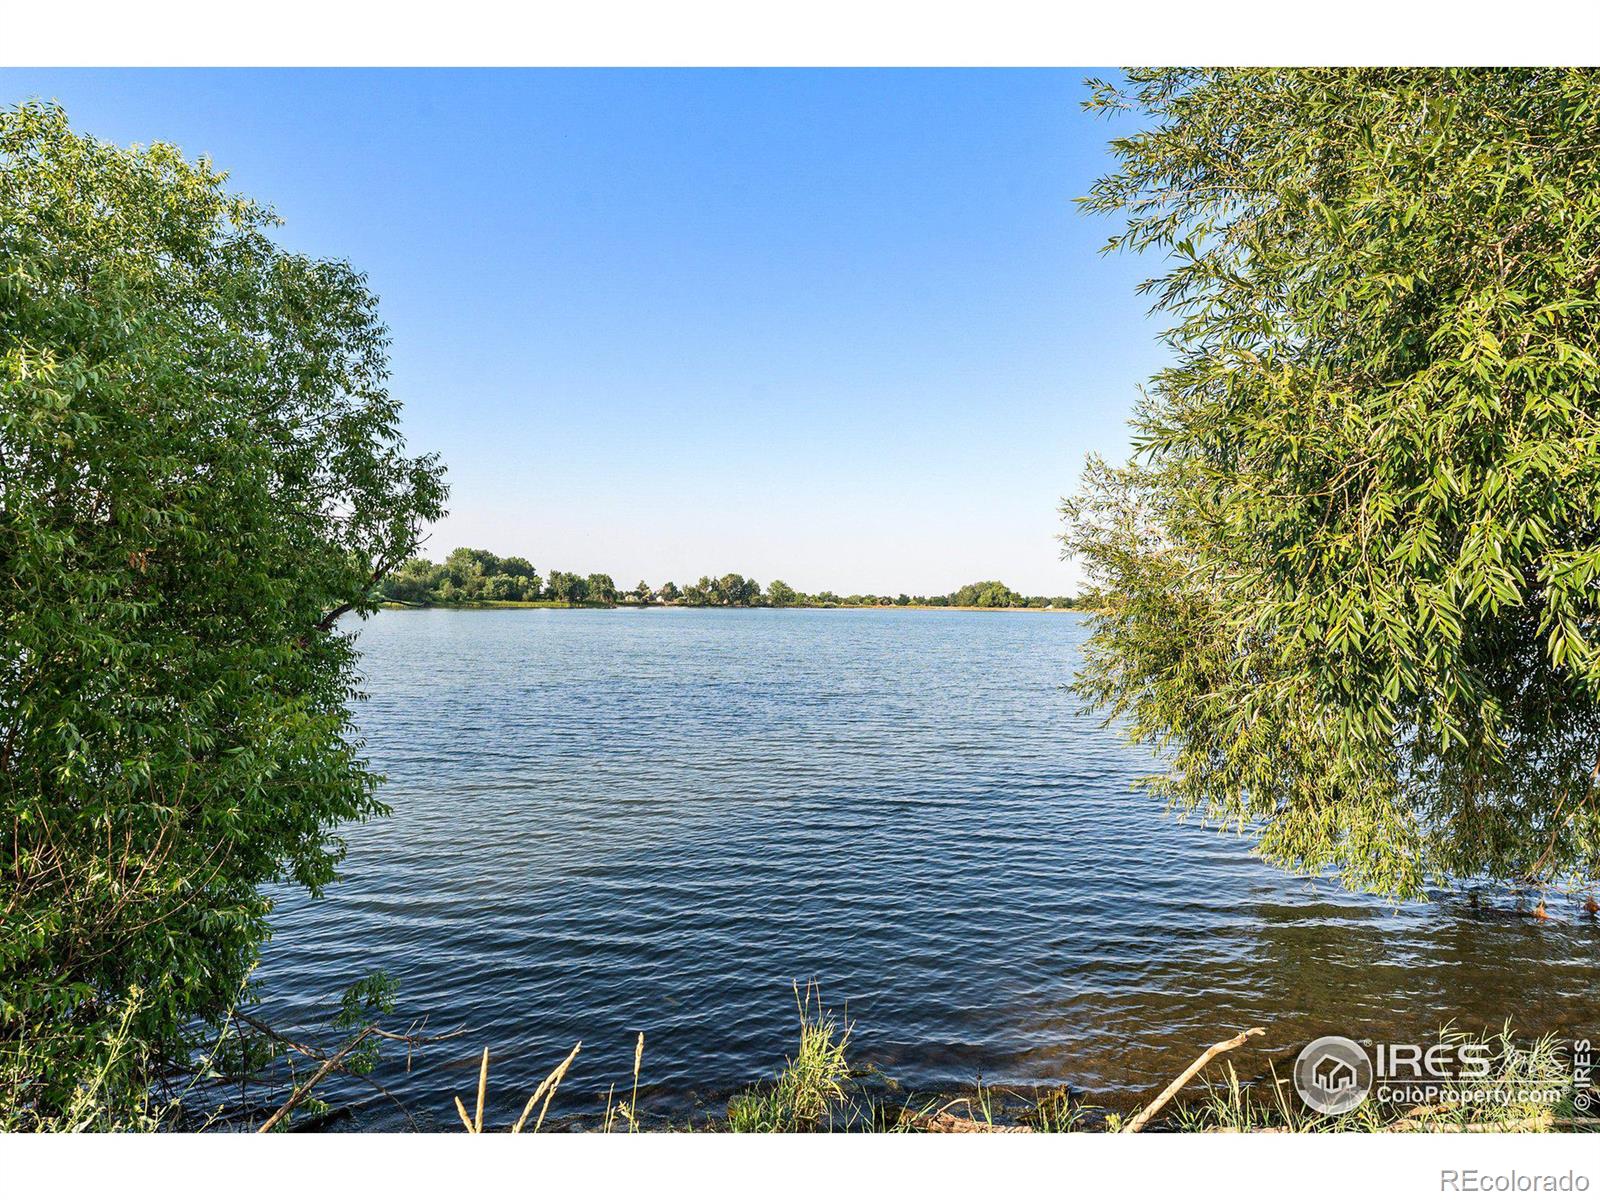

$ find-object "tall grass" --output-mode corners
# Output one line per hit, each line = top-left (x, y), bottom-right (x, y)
(1, 987), (167, 1132)
(1027, 1086), (1095, 1132)
(1, 985), (233, 1132)
(726, 983), (854, 1132)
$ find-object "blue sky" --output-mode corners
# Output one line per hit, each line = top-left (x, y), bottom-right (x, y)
(3, 69), (1164, 595)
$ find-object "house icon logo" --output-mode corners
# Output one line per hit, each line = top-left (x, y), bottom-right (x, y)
(1294, 1035), (1373, 1115)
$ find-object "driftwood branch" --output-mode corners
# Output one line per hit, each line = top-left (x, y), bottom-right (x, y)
(258, 1024), (378, 1133)
(235, 1010), (464, 1130)
(234, 1013), (410, 1130)
(912, 1098), (1033, 1134)
(1124, 1026), (1267, 1133)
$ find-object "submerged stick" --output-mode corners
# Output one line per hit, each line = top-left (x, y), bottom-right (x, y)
(1124, 1026), (1267, 1133)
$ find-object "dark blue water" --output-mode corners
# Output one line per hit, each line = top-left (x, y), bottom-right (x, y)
(260, 607), (1600, 1128)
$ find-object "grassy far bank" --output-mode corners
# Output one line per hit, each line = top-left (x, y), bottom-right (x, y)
(378, 548), (1096, 612)
(379, 599), (1082, 613)
(381, 598), (614, 610)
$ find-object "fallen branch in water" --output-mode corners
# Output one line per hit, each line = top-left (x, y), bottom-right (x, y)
(259, 1025), (378, 1133)
(1124, 1027), (1267, 1133)
(237, 1010), (461, 1131)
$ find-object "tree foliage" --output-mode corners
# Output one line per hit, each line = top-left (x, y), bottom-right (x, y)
(1063, 69), (1600, 896)
(544, 570), (588, 604)
(950, 580), (1026, 609)
(0, 102), (446, 1123)
(380, 548), (539, 603)
(375, 548), (1083, 611)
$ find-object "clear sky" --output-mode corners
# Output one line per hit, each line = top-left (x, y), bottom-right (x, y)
(2, 69), (1165, 596)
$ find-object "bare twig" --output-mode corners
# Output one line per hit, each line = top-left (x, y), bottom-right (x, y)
(1125, 1027), (1267, 1133)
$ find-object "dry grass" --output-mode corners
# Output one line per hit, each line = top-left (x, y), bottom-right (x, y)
(451, 1040), (582, 1133)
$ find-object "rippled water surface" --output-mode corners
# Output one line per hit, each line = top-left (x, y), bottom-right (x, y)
(262, 607), (1600, 1127)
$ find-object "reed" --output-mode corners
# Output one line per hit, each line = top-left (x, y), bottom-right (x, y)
(602, 1032), (645, 1133)
(449, 1040), (581, 1133)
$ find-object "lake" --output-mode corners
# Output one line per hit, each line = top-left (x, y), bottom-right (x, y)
(260, 607), (1600, 1128)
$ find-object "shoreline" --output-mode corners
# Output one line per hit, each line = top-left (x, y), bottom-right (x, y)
(276, 1010), (1585, 1135)
(377, 601), (1086, 614)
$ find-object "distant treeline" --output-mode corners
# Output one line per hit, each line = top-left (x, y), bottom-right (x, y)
(378, 548), (1095, 610)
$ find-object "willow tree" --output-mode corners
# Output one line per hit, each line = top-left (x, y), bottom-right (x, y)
(1, 102), (446, 1125)
(1063, 69), (1600, 898)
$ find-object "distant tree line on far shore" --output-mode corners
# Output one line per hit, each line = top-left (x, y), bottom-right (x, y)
(378, 548), (1095, 610)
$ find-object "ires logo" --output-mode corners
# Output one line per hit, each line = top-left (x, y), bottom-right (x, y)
(1294, 1035), (1565, 1117)
(1294, 1036), (1373, 1115)
(1372, 1042), (1494, 1080)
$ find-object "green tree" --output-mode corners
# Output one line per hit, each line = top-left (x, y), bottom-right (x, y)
(545, 570), (587, 604)
(951, 580), (1023, 608)
(633, 580), (652, 604)
(659, 580), (680, 603)
(483, 574), (522, 601)
(381, 556), (446, 604)
(766, 579), (799, 607)
(585, 572), (617, 604)
(443, 546), (497, 598)
(1063, 69), (1600, 897)
(717, 573), (759, 606)
(499, 555), (538, 582)
(0, 102), (447, 1123)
